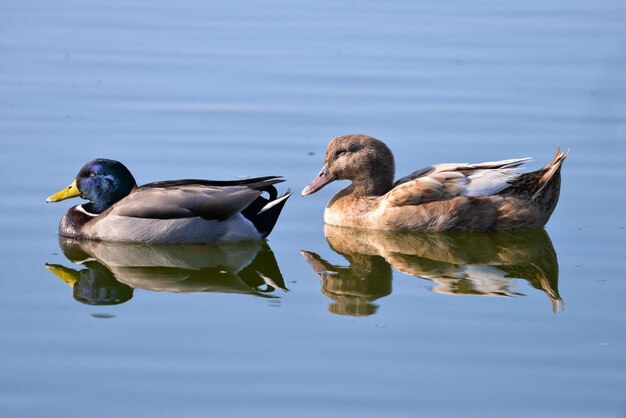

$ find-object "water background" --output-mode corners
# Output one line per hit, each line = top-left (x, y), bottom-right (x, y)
(1, 0), (625, 416)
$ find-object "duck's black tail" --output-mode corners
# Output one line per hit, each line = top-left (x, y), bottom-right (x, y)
(242, 186), (292, 239)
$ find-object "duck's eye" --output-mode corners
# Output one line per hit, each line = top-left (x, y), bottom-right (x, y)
(88, 172), (96, 177)
(335, 148), (347, 157)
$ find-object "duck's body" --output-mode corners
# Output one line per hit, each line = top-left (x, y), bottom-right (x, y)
(48, 159), (291, 243)
(302, 135), (567, 232)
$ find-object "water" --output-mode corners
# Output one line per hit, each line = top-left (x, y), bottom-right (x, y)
(1, 0), (625, 416)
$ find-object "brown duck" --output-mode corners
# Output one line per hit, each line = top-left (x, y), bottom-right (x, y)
(302, 134), (567, 232)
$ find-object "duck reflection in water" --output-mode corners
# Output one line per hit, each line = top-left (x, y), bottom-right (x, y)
(302, 225), (562, 316)
(46, 237), (288, 305)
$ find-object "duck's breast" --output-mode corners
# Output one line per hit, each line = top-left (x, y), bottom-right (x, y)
(323, 195), (382, 228)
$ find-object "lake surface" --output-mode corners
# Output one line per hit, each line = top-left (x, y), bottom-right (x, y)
(1, 0), (625, 416)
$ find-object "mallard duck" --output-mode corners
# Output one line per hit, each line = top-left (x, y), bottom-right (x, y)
(302, 134), (567, 232)
(47, 159), (291, 243)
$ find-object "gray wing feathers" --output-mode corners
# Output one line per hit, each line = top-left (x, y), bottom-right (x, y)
(111, 185), (262, 221)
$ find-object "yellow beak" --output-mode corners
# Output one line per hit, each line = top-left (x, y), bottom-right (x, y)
(47, 179), (81, 203)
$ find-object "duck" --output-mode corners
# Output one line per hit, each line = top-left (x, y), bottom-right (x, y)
(301, 134), (567, 232)
(47, 159), (291, 243)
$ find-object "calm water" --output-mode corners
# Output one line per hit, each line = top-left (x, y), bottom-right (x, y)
(2, 0), (626, 417)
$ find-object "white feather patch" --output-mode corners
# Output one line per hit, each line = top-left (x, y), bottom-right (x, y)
(76, 205), (99, 217)
(462, 169), (521, 196)
(258, 191), (292, 214)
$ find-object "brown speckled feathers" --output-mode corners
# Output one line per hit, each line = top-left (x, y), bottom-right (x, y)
(302, 135), (567, 232)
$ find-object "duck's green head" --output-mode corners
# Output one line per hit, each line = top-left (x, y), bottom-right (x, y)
(47, 159), (137, 213)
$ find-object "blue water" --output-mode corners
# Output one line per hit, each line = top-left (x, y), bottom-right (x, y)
(1, 0), (625, 417)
